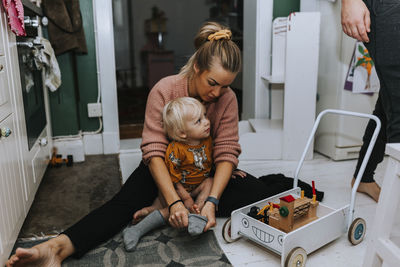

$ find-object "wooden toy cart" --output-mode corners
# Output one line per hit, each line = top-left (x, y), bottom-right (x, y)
(222, 109), (381, 267)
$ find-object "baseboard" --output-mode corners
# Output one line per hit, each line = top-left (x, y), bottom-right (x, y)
(53, 138), (85, 162)
(103, 131), (120, 154)
(53, 134), (108, 162)
(119, 138), (142, 184)
(83, 134), (104, 155)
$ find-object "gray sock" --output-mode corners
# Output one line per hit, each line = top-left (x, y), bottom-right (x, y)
(123, 210), (166, 251)
(188, 214), (208, 236)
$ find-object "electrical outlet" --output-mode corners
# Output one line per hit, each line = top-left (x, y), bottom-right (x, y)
(88, 103), (102, 117)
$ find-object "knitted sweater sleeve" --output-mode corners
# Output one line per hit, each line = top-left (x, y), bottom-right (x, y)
(212, 91), (241, 168)
(140, 83), (170, 164)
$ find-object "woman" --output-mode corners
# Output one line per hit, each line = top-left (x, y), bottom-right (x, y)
(7, 21), (296, 266)
(341, 0), (400, 202)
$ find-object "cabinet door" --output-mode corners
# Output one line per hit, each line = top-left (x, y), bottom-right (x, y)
(0, 56), (12, 122)
(0, 114), (25, 264)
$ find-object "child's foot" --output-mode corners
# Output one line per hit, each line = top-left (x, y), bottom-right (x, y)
(351, 178), (381, 202)
(133, 206), (156, 223)
(188, 214), (208, 236)
(124, 210), (166, 252)
(190, 204), (200, 214)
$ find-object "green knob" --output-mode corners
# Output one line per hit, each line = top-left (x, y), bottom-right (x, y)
(279, 206), (289, 217)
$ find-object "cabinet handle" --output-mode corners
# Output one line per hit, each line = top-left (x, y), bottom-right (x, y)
(39, 138), (48, 146)
(0, 64), (3, 71)
(1, 127), (12, 138)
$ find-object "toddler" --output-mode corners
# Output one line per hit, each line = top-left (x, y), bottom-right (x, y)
(123, 97), (213, 251)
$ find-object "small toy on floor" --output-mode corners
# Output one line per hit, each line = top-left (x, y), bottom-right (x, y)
(50, 147), (73, 167)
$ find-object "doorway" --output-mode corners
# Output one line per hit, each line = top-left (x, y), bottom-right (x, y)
(112, 0), (244, 140)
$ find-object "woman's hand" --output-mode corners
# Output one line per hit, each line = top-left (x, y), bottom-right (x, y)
(341, 0), (370, 42)
(231, 169), (247, 179)
(168, 202), (189, 228)
(191, 178), (213, 211)
(201, 201), (217, 231)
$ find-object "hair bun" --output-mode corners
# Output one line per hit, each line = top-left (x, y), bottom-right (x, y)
(207, 29), (232, 41)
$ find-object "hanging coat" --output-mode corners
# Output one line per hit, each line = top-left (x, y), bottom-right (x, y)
(42, 0), (87, 55)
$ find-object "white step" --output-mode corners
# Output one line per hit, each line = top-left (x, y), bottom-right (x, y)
(239, 119), (283, 160)
(119, 138), (142, 184)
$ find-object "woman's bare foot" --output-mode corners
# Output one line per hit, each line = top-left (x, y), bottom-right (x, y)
(6, 234), (74, 267)
(351, 178), (381, 202)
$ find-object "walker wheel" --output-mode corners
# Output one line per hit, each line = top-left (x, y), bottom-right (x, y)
(285, 247), (307, 267)
(66, 155), (73, 167)
(348, 217), (366, 245)
(222, 217), (239, 243)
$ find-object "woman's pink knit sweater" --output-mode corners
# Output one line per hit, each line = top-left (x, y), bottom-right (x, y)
(141, 74), (241, 168)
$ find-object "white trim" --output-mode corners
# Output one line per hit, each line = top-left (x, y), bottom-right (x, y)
(83, 134), (104, 155)
(93, 0), (120, 154)
(242, 0), (272, 120)
(53, 138), (85, 162)
(119, 138), (142, 184)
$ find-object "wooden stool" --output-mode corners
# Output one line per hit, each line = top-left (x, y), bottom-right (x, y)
(363, 143), (400, 267)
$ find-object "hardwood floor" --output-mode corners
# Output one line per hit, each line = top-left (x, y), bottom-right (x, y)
(119, 123), (144, 139)
(117, 87), (148, 139)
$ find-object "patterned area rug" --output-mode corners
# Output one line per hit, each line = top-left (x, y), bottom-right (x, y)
(13, 227), (232, 266)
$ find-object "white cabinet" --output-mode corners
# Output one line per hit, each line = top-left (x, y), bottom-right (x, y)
(0, 53), (11, 122)
(240, 1), (320, 161)
(301, 0), (377, 160)
(0, 5), (52, 264)
(0, 114), (26, 259)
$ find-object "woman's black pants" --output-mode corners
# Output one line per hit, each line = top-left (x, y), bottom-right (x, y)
(63, 162), (299, 257)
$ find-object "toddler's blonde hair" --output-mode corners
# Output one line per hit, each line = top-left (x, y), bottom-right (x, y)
(163, 97), (205, 142)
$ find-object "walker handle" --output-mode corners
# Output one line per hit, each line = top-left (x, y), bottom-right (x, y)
(292, 109), (381, 230)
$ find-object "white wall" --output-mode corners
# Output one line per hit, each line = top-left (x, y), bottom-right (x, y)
(242, 0), (271, 120)
(132, 0), (212, 87)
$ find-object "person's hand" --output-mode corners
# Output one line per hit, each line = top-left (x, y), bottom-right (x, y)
(341, 0), (370, 42)
(169, 202), (189, 228)
(231, 169), (247, 179)
(201, 201), (217, 231)
(191, 178), (213, 211)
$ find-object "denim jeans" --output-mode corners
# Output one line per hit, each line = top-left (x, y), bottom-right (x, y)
(354, 0), (400, 182)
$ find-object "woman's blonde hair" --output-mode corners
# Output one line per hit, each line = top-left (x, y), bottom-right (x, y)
(162, 97), (205, 142)
(179, 21), (241, 79)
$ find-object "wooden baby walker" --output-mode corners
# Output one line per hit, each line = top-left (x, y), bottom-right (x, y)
(222, 109), (381, 267)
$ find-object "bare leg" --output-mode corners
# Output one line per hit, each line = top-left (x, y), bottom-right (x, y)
(190, 178), (213, 212)
(133, 196), (164, 223)
(351, 178), (381, 202)
(6, 234), (74, 267)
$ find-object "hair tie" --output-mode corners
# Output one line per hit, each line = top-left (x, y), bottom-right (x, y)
(207, 29), (232, 41)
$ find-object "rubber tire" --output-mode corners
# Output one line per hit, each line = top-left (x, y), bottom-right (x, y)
(67, 155), (73, 167)
(222, 217), (239, 243)
(285, 247), (307, 267)
(348, 217), (366, 245)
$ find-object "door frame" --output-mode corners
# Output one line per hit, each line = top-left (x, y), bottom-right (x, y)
(93, 0), (120, 154)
